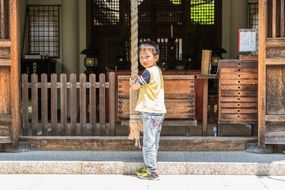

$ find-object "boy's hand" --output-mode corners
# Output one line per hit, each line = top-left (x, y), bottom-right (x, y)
(129, 76), (138, 85)
(129, 76), (141, 90)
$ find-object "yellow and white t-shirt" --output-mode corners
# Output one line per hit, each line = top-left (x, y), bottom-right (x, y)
(135, 65), (166, 113)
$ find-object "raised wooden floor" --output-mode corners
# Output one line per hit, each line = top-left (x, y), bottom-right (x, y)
(18, 136), (257, 151)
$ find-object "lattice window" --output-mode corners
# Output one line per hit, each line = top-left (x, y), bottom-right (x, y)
(27, 5), (60, 58)
(190, 0), (215, 25)
(93, 0), (120, 25)
(248, 3), (258, 29)
(171, 0), (182, 5)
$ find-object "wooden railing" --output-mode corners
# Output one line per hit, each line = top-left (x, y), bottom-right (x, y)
(21, 73), (116, 136)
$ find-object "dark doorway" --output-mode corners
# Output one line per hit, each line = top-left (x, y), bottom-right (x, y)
(87, 0), (222, 73)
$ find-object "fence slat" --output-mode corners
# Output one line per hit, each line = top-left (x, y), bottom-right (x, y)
(31, 74), (38, 136)
(41, 74), (48, 136)
(80, 74), (86, 135)
(109, 72), (116, 136)
(60, 74), (67, 135)
(99, 73), (106, 136)
(21, 74), (29, 135)
(70, 74), (77, 135)
(51, 74), (57, 135)
(90, 74), (97, 135)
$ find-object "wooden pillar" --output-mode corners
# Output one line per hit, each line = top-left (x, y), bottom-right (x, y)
(0, 0), (20, 145)
(258, 0), (266, 147)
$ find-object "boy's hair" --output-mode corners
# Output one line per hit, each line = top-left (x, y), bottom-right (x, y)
(139, 41), (160, 56)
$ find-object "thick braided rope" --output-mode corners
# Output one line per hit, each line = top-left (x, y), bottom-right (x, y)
(130, 0), (138, 78)
(130, 0), (139, 116)
(129, 0), (141, 148)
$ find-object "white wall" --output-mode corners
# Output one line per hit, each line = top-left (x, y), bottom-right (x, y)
(222, 0), (248, 58)
(62, 0), (79, 74)
(79, 0), (86, 74)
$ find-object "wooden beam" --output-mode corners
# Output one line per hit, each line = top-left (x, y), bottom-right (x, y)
(266, 58), (285, 65)
(265, 115), (285, 122)
(0, 40), (11, 47)
(0, 59), (11, 66)
(266, 38), (285, 47)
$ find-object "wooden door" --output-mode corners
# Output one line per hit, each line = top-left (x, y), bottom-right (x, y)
(0, 0), (20, 144)
(258, 0), (285, 146)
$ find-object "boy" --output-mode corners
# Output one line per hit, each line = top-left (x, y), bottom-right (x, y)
(130, 41), (166, 180)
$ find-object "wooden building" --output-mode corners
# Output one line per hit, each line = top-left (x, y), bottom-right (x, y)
(0, 0), (285, 149)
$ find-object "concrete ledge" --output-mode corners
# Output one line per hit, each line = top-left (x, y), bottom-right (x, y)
(0, 151), (284, 175)
(19, 136), (257, 151)
(0, 161), (285, 175)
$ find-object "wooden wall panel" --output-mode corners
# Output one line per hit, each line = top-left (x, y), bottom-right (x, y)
(266, 66), (285, 114)
(0, 68), (10, 113)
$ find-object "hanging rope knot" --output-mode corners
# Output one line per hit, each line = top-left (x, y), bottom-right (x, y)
(128, 114), (143, 148)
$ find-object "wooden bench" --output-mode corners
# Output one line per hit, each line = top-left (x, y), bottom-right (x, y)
(117, 74), (197, 136)
(218, 59), (258, 136)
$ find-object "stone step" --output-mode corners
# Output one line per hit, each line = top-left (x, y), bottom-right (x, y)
(0, 151), (284, 175)
(19, 136), (257, 151)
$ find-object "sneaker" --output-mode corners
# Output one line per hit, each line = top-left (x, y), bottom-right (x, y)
(137, 171), (160, 181)
(135, 166), (150, 177)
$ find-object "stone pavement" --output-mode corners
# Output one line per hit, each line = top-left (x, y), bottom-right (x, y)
(0, 174), (285, 190)
(0, 151), (284, 175)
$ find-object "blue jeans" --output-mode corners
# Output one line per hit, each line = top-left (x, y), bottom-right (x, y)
(141, 112), (165, 172)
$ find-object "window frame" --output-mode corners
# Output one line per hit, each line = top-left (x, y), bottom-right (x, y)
(27, 5), (61, 58)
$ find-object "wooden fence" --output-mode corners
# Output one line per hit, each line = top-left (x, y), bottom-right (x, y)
(21, 72), (116, 136)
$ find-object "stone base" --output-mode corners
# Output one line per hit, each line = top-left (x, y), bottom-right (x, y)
(246, 143), (274, 154)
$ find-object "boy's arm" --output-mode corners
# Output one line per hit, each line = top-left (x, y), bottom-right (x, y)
(129, 69), (150, 91)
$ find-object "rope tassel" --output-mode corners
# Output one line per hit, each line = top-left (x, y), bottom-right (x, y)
(128, 115), (143, 148)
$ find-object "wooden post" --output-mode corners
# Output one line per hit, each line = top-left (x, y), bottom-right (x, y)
(201, 50), (212, 136)
(9, 0), (20, 144)
(258, 0), (266, 147)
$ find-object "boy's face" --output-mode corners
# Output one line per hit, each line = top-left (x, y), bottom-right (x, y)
(139, 50), (159, 68)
